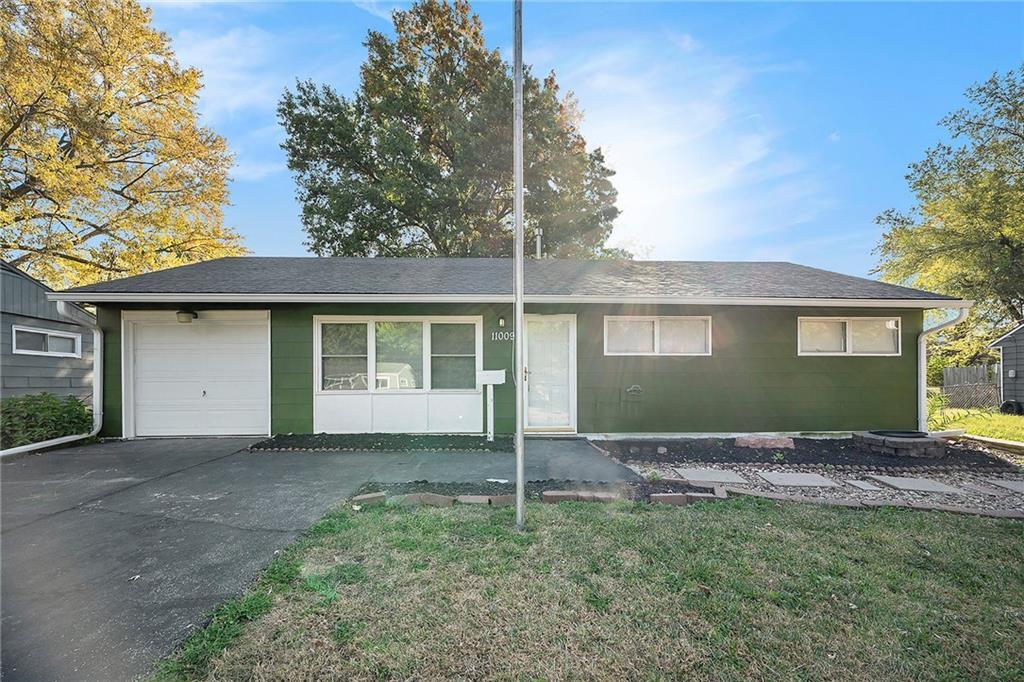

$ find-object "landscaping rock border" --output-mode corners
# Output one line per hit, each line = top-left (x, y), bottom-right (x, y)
(346, 479), (1024, 520)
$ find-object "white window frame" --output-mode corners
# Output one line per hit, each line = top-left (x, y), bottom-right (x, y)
(11, 324), (82, 358)
(603, 316), (713, 356)
(797, 316), (902, 357)
(314, 315), (483, 395)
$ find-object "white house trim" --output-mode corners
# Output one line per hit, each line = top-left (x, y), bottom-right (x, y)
(11, 324), (82, 358)
(48, 291), (972, 309)
(603, 315), (713, 357)
(797, 316), (903, 357)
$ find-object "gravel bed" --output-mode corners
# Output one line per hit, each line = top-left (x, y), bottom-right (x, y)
(629, 461), (1024, 513)
(593, 437), (1021, 472)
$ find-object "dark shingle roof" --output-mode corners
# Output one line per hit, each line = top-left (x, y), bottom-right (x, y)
(56, 257), (957, 301)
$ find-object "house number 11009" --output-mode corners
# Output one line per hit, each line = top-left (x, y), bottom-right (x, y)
(491, 330), (515, 341)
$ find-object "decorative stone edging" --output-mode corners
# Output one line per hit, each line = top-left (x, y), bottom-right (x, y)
(349, 485), (1024, 520)
(851, 431), (947, 459)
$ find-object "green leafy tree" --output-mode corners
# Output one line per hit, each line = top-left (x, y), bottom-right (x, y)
(278, 0), (623, 258)
(875, 67), (1024, 365)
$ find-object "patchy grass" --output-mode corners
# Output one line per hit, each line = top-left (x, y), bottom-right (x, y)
(935, 408), (1024, 442)
(157, 500), (1024, 681)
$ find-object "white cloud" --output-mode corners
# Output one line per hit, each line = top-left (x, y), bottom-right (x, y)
(172, 25), (282, 123)
(536, 31), (831, 260)
(352, 0), (402, 21)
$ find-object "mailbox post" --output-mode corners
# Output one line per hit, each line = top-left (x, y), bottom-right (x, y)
(476, 369), (507, 441)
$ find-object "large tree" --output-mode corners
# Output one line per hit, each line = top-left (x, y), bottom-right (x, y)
(278, 0), (623, 258)
(875, 67), (1024, 364)
(0, 0), (244, 288)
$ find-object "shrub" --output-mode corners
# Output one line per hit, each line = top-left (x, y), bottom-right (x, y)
(0, 393), (92, 449)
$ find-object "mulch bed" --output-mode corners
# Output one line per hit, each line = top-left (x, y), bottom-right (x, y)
(592, 437), (1020, 471)
(250, 433), (513, 453)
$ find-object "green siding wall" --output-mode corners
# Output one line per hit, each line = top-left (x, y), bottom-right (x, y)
(556, 304), (921, 433)
(95, 302), (922, 437)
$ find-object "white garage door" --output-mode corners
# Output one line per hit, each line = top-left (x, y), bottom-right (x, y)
(127, 311), (269, 437)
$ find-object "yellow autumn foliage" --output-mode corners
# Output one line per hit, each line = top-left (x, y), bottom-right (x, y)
(0, 0), (245, 288)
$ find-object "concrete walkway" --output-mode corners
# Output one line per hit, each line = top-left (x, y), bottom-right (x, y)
(1, 437), (632, 681)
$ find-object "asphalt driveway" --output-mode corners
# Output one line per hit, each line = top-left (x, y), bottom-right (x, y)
(1, 437), (633, 681)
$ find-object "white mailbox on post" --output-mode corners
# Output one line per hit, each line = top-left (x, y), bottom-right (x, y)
(477, 369), (507, 441)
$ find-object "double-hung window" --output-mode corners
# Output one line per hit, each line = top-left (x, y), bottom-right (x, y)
(797, 317), (901, 356)
(604, 316), (712, 356)
(11, 325), (81, 358)
(317, 317), (480, 392)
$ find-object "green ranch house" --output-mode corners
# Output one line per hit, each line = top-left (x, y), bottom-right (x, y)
(48, 257), (971, 440)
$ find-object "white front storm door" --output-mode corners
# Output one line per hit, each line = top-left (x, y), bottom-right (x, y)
(524, 314), (577, 432)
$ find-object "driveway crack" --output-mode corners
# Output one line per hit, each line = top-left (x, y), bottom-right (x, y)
(81, 504), (305, 534)
(1, 445), (253, 534)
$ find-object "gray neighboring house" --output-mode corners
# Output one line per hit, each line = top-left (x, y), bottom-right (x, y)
(990, 322), (1024, 405)
(1, 261), (95, 405)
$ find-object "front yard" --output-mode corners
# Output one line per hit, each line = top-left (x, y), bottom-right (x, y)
(159, 498), (1024, 680)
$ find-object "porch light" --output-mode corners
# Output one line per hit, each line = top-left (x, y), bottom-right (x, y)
(176, 310), (198, 323)
(498, 316), (506, 328)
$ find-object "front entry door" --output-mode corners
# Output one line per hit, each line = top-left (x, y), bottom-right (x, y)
(525, 314), (577, 432)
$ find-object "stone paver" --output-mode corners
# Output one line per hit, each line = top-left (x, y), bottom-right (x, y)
(455, 495), (491, 505)
(674, 468), (747, 484)
(757, 471), (839, 488)
(846, 479), (883, 492)
(352, 492), (386, 507)
(985, 478), (1024, 494)
(866, 475), (966, 494)
(959, 482), (1007, 496)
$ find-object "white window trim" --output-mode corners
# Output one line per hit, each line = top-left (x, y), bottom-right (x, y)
(313, 315), (483, 395)
(11, 324), (82, 358)
(603, 316), (713, 357)
(797, 316), (902, 357)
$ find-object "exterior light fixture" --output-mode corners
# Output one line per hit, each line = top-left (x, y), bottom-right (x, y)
(176, 310), (198, 323)
(498, 316), (506, 328)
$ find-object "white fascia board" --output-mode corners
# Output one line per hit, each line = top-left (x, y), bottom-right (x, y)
(47, 291), (973, 309)
(47, 292), (512, 303)
(527, 295), (972, 309)
(988, 322), (1024, 347)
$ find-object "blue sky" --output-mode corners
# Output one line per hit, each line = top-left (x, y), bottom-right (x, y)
(148, 1), (1022, 277)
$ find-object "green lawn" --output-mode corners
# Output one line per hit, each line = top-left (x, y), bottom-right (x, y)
(158, 499), (1024, 681)
(933, 408), (1024, 442)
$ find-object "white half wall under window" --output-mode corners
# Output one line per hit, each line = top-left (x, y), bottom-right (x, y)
(798, 317), (901, 356)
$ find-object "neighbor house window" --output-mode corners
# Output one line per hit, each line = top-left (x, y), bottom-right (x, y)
(798, 317), (901, 356)
(374, 321), (423, 390)
(321, 323), (368, 390)
(316, 317), (481, 392)
(11, 325), (81, 358)
(604, 316), (711, 356)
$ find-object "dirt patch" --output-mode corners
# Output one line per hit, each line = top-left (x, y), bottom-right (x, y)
(250, 433), (513, 453)
(591, 437), (1019, 471)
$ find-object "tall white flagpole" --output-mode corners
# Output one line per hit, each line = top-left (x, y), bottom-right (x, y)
(513, 0), (526, 530)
